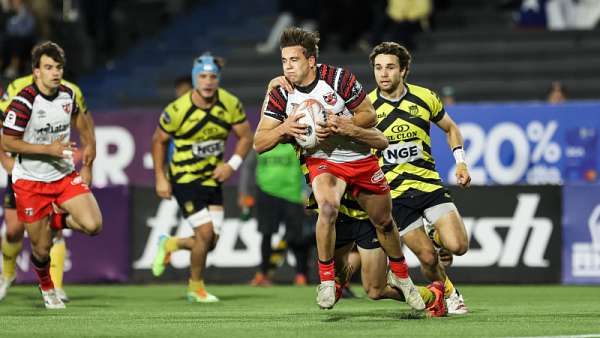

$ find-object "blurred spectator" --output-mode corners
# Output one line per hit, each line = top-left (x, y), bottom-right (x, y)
(546, 80), (567, 104)
(441, 85), (456, 106)
(29, 0), (52, 40)
(80, 0), (115, 63)
(1, 0), (36, 78)
(515, 0), (548, 28)
(256, 0), (317, 54)
(546, 0), (600, 30)
(369, 0), (432, 51)
(516, 0), (600, 29)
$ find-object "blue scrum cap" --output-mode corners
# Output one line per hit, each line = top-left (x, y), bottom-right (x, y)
(191, 53), (220, 87)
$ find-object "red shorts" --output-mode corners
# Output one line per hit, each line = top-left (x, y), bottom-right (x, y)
(13, 171), (90, 223)
(306, 156), (390, 197)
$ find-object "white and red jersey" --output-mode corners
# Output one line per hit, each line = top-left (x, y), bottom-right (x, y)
(2, 83), (79, 182)
(264, 64), (371, 163)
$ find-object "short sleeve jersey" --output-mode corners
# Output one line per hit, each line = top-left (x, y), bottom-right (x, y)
(263, 64), (371, 163)
(159, 87), (246, 186)
(3, 83), (79, 182)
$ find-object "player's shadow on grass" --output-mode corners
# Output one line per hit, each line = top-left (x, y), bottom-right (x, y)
(322, 310), (427, 322)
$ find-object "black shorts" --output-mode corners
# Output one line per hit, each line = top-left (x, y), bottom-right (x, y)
(3, 175), (16, 209)
(171, 182), (222, 218)
(256, 188), (304, 239)
(335, 213), (380, 250)
(392, 188), (454, 235)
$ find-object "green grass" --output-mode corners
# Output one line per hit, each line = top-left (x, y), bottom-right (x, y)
(0, 284), (599, 337)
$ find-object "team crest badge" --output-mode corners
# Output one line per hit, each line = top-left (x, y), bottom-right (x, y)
(25, 208), (34, 216)
(62, 103), (72, 114)
(323, 92), (337, 106)
(408, 105), (419, 117)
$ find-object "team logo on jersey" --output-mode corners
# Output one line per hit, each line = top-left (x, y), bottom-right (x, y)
(62, 103), (72, 114)
(323, 92), (337, 106)
(4, 111), (17, 127)
(408, 105), (419, 117)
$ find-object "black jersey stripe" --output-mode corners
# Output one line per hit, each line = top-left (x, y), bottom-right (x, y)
(170, 164), (217, 182)
(174, 113), (231, 139)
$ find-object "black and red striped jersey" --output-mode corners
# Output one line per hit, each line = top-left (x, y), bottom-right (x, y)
(263, 64), (370, 163)
(2, 83), (79, 182)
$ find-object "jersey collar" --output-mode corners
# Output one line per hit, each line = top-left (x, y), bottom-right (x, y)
(377, 84), (408, 104)
(33, 82), (60, 101)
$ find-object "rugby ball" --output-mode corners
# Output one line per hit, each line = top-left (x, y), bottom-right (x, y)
(291, 99), (325, 149)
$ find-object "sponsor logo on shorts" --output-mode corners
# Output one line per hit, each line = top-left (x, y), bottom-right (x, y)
(71, 176), (83, 185)
(185, 201), (195, 213)
(25, 208), (34, 216)
(371, 169), (385, 183)
(318, 164), (328, 171)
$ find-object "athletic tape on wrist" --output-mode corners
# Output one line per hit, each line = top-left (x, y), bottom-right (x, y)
(452, 146), (466, 165)
(227, 154), (243, 171)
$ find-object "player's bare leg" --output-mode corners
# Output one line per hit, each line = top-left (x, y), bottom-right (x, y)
(358, 246), (446, 316)
(357, 191), (425, 310)
(402, 227), (447, 283)
(427, 209), (469, 314)
(0, 208), (24, 300)
(25, 219), (64, 309)
(50, 230), (68, 302)
(432, 210), (469, 256)
(187, 222), (218, 303)
(312, 173), (346, 309)
(57, 193), (102, 236)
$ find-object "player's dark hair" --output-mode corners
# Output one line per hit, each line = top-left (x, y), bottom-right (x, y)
(280, 27), (320, 60)
(31, 41), (66, 69)
(369, 42), (411, 79)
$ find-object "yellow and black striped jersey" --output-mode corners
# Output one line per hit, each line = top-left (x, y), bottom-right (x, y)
(370, 84), (446, 199)
(159, 88), (246, 186)
(0, 75), (87, 114)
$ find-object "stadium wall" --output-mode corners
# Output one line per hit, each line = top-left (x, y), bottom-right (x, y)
(1, 102), (599, 284)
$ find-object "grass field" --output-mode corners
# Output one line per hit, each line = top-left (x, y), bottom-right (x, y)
(0, 284), (599, 337)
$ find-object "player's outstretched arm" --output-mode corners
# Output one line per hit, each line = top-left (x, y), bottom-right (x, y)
(436, 114), (471, 188)
(2, 133), (74, 158)
(350, 96), (377, 129)
(254, 88), (307, 153)
(329, 113), (388, 150)
(151, 127), (172, 199)
(73, 110), (96, 184)
(213, 121), (253, 183)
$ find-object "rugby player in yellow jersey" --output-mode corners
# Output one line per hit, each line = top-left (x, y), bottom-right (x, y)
(0, 74), (95, 303)
(368, 42), (470, 314)
(151, 53), (253, 303)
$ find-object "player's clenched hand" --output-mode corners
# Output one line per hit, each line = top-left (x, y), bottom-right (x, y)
(0, 156), (15, 174)
(316, 111), (336, 141)
(47, 135), (77, 159)
(280, 113), (308, 141)
(267, 76), (294, 93)
(455, 163), (471, 188)
(213, 163), (234, 183)
(328, 113), (356, 137)
(155, 176), (172, 199)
